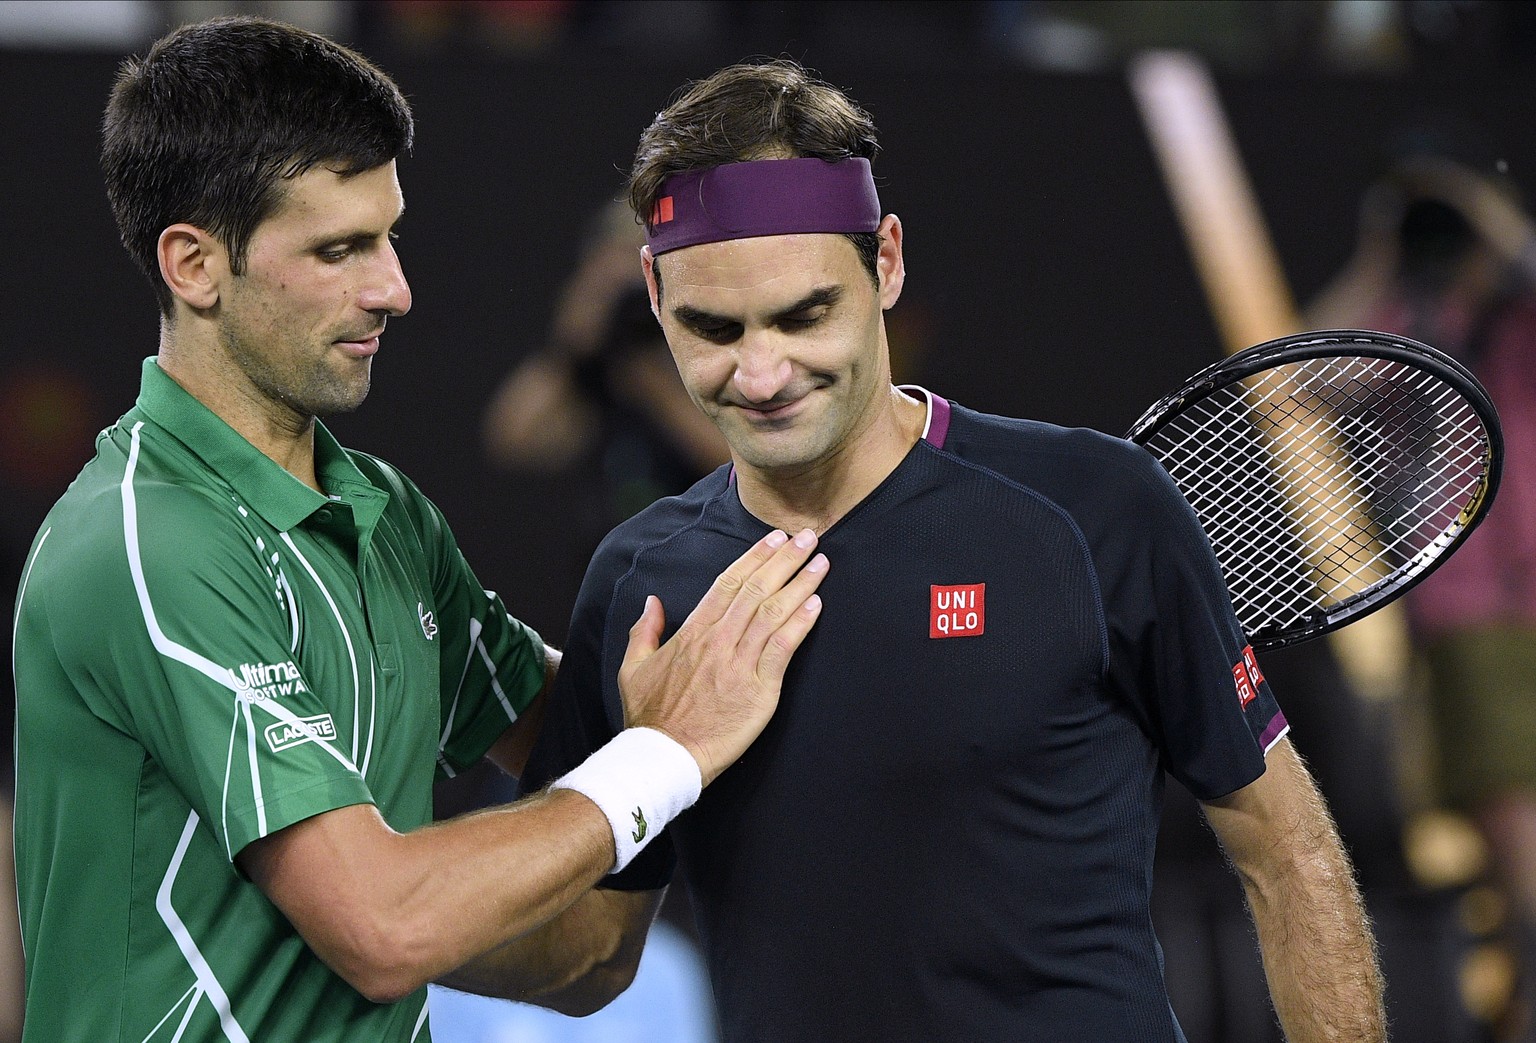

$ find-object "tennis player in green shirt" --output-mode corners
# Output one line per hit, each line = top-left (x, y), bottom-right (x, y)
(9, 16), (827, 1041)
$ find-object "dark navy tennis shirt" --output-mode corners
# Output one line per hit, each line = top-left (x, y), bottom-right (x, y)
(526, 392), (1287, 1043)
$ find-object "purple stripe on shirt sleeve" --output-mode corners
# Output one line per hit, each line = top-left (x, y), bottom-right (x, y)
(1259, 711), (1290, 753)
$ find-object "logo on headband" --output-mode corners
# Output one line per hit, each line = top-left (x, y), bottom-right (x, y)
(645, 156), (880, 255)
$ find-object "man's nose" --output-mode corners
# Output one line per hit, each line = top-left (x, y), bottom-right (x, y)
(363, 240), (412, 316)
(732, 334), (793, 403)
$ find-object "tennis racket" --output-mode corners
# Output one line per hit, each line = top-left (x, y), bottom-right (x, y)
(1126, 329), (1503, 651)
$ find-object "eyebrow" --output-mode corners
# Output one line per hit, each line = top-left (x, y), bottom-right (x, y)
(306, 205), (407, 248)
(671, 285), (844, 328)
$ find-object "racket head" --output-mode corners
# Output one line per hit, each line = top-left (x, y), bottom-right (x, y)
(1126, 329), (1504, 650)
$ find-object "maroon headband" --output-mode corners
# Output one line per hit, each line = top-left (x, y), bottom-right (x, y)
(645, 157), (880, 255)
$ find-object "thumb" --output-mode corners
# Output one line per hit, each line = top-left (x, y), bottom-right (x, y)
(621, 595), (665, 674)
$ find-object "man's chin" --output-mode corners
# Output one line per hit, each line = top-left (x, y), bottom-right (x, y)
(727, 437), (823, 475)
(298, 379), (370, 419)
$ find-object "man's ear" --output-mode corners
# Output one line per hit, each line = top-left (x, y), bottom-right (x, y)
(157, 223), (227, 311)
(640, 244), (662, 316)
(876, 213), (905, 310)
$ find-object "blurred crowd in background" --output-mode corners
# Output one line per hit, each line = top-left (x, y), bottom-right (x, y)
(4, 2), (1536, 1042)
(0, 0), (1533, 73)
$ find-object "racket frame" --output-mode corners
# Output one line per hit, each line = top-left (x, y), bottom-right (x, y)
(1125, 329), (1504, 650)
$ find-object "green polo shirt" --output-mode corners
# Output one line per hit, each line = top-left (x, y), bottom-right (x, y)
(12, 358), (546, 1042)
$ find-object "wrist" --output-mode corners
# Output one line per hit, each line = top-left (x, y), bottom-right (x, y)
(551, 727), (702, 872)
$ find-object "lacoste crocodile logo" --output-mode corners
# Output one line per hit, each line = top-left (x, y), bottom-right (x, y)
(631, 807), (648, 844)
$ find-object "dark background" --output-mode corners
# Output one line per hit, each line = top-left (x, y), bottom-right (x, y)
(5, 19), (1534, 645)
(3, 3), (1535, 1039)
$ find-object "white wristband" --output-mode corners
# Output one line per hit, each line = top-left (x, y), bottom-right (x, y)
(552, 727), (703, 873)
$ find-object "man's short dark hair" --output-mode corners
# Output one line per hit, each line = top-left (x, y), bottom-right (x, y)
(628, 59), (882, 291)
(102, 16), (414, 316)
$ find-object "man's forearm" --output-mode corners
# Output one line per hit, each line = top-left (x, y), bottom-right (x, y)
(1240, 841), (1386, 1043)
(438, 887), (661, 1016)
(1205, 741), (1387, 1043)
(241, 788), (619, 1004)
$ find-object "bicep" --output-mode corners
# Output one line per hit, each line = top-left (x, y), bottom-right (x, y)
(238, 803), (397, 960)
(237, 782), (625, 1004)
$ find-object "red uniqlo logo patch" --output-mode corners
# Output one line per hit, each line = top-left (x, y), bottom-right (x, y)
(651, 196), (674, 225)
(930, 583), (985, 639)
(1233, 661), (1256, 708)
(1241, 644), (1265, 686)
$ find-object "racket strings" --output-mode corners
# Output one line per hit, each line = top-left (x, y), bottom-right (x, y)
(1141, 354), (1493, 638)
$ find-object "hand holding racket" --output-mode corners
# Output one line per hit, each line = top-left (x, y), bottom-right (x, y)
(1127, 329), (1503, 651)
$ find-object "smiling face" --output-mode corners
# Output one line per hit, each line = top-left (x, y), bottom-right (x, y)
(645, 217), (905, 482)
(214, 160), (411, 421)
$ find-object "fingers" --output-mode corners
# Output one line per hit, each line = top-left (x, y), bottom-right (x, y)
(620, 595), (665, 677)
(615, 530), (829, 785)
(677, 529), (811, 632)
(709, 529), (826, 656)
(749, 554), (826, 683)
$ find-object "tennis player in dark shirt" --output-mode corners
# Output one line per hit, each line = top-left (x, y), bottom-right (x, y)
(523, 58), (1386, 1043)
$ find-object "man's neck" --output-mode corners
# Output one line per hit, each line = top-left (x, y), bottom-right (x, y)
(735, 385), (927, 535)
(157, 338), (323, 493)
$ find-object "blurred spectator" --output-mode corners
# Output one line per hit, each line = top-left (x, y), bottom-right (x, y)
(1308, 120), (1536, 1042)
(430, 196), (729, 1039)
(481, 197), (729, 547)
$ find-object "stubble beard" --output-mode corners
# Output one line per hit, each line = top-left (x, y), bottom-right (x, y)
(220, 326), (371, 421)
(721, 400), (839, 475)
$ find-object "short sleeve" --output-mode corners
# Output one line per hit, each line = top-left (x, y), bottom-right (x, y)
(352, 456), (548, 778)
(429, 544), (547, 777)
(1101, 447), (1287, 800)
